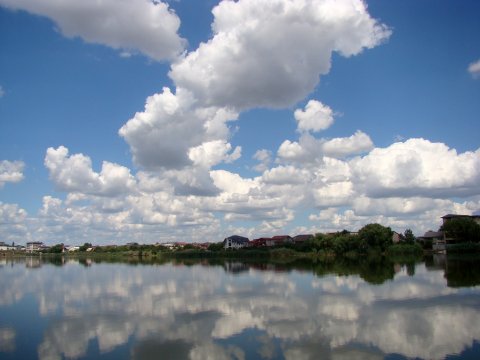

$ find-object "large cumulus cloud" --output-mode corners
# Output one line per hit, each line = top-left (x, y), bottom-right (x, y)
(45, 146), (136, 197)
(0, 0), (185, 61)
(0, 202), (29, 242)
(170, 0), (391, 109)
(119, 87), (239, 171)
(350, 138), (480, 198)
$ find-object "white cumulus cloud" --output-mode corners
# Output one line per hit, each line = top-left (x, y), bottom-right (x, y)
(350, 138), (480, 198)
(211, 170), (259, 195)
(0, 0), (185, 61)
(0, 160), (25, 187)
(0, 202), (27, 224)
(277, 131), (373, 163)
(253, 149), (273, 172)
(170, 0), (390, 109)
(321, 130), (374, 158)
(0, 202), (29, 242)
(188, 140), (241, 168)
(294, 100), (334, 132)
(119, 87), (238, 171)
(44, 146), (136, 197)
(468, 59), (480, 79)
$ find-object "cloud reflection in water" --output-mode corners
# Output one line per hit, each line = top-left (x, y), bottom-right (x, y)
(0, 259), (479, 359)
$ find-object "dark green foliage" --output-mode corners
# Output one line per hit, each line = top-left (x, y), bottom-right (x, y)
(172, 248), (270, 259)
(270, 248), (298, 259)
(358, 257), (396, 284)
(309, 256), (396, 285)
(422, 238), (433, 250)
(79, 243), (92, 252)
(308, 232), (366, 255)
(446, 242), (480, 253)
(403, 229), (416, 245)
(48, 244), (64, 253)
(208, 242), (225, 251)
(294, 239), (316, 252)
(358, 223), (393, 252)
(386, 243), (423, 255)
(440, 217), (480, 242)
(444, 254), (480, 287)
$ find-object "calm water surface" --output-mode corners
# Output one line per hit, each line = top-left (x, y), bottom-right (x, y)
(1, 255), (480, 359)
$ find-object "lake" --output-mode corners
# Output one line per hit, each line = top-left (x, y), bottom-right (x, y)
(1, 255), (480, 359)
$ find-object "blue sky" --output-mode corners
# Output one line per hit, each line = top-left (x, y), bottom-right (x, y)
(1, 0), (479, 245)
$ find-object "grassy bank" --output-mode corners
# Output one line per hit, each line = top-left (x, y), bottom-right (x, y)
(4, 243), (425, 263)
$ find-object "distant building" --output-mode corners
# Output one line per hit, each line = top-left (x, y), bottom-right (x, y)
(293, 234), (314, 244)
(415, 230), (444, 251)
(441, 214), (480, 244)
(193, 243), (210, 250)
(0, 242), (15, 251)
(26, 242), (43, 253)
(417, 213), (480, 251)
(442, 214), (480, 225)
(418, 231), (444, 242)
(249, 238), (269, 247)
(224, 235), (249, 249)
(266, 235), (293, 247)
(161, 243), (176, 250)
(392, 231), (405, 243)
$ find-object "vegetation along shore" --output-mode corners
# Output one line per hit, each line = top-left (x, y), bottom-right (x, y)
(3, 216), (480, 261)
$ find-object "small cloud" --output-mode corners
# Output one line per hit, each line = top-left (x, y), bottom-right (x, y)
(252, 149), (272, 172)
(119, 51), (133, 58)
(467, 59), (480, 79)
(0, 327), (16, 352)
(294, 100), (334, 133)
(0, 160), (25, 188)
(0, 85), (5, 98)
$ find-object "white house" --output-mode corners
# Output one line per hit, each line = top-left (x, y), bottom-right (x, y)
(224, 235), (249, 249)
(0, 242), (15, 251)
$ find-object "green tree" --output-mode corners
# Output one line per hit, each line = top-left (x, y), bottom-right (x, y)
(49, 243), (64, 253)
(313, 233), (334, 252)
(207, 242), (224, 251)
(440, 217), (480, 243)
(404, 229), (416, 245)
(358, 223), (393, 252)
(79, 243), (92, 252)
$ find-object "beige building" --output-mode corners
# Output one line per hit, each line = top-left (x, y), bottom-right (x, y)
(26, 241), (43, 253)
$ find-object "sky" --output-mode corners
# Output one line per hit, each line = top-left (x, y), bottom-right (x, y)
(0, 0), (479, 245)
